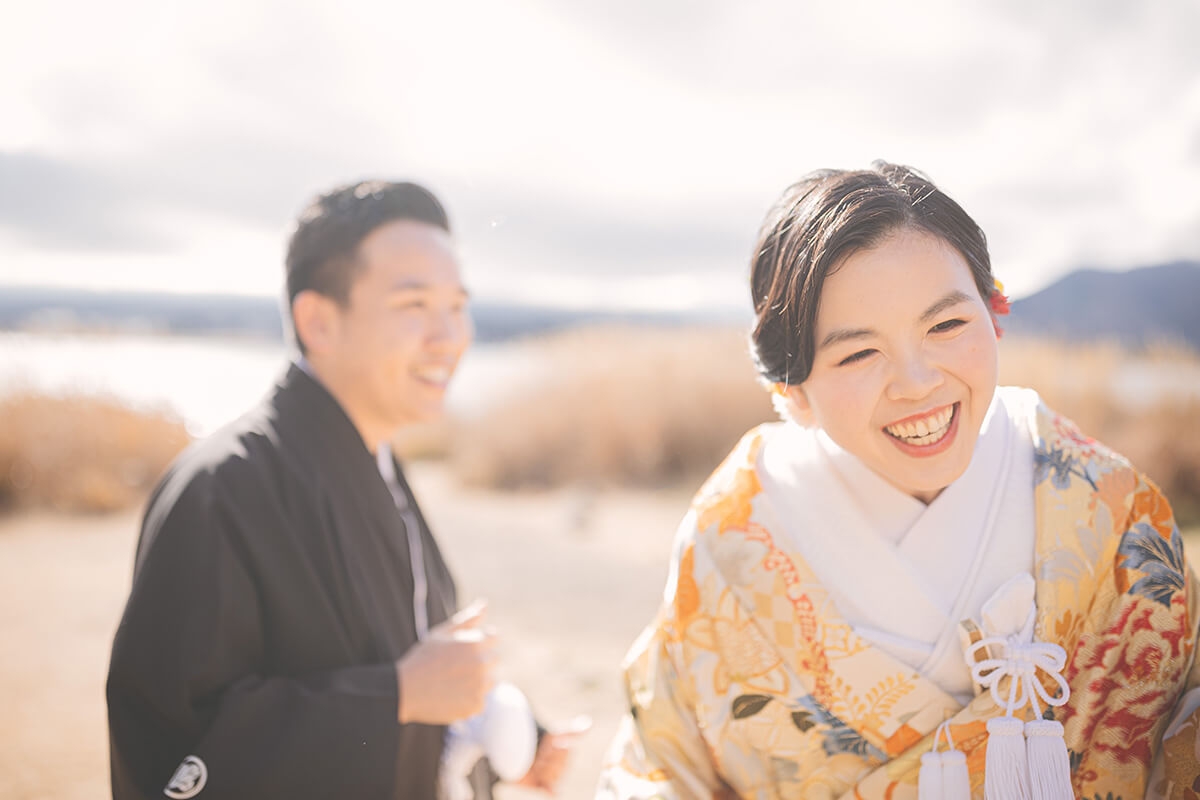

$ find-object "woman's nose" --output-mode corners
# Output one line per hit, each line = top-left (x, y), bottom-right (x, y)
(886, 351), (944, 401)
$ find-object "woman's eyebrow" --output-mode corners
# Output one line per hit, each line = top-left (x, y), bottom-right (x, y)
(817, 290), (974, 351)
(818, 327), (875, 351)
(920, 290), (972, 321)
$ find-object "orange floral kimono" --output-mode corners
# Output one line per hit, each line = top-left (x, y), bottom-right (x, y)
(598, 401), (1199, 799)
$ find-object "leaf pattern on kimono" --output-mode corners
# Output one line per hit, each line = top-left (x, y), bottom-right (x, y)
(1035, 443), (1098, 491)
(1040, 520), (1108, 593)
(1117, 522), (1185, 608)
(791, 711), (816, 732)
(731, 693), (772, 719)
(821, 722), (887, 760)
(1041, 545), (1090, 584)
(1035, 444), (1076, 490)
(859, 673), (914, 725)
(793, 695), (887, 761)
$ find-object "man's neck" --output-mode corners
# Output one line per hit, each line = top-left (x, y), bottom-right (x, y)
(293, 354), (385, 455)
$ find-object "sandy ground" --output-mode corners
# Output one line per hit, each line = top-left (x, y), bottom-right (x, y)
(0, 463), (692, 800)
(5, 466), (1198, 800)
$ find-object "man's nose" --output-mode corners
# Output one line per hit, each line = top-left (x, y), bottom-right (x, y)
(427, 307), (472, 347)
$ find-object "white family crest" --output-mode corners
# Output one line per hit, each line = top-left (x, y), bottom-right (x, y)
(163, 754), (208, 799)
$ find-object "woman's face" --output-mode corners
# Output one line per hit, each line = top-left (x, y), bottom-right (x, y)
(787, 228), (999, 503)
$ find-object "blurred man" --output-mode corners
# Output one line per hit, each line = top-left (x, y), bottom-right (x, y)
(107, 181), (570, 799)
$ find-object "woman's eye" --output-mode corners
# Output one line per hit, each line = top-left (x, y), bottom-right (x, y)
(838, 349), (875, 366)
(930, 318), (966, 334)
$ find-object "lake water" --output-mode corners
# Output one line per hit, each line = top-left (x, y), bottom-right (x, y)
(0, 331), (547, 436)
(2, 331), (1198, 437)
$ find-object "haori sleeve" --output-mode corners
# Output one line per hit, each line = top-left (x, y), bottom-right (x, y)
(106, 478), (400, 800)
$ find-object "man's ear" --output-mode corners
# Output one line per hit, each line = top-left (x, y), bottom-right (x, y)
(291, 290), (340, 356)
(783, 385), (817, 427)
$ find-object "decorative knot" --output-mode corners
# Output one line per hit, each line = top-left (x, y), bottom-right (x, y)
(967, 633), (1070, 716)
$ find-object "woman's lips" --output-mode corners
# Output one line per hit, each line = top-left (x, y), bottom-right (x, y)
(883, 402), (960, 457)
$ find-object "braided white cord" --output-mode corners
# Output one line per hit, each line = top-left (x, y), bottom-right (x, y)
(966, 634), (1070, 716)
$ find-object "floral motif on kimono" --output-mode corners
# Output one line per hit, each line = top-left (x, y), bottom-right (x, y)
(597, 402), (1199, 800)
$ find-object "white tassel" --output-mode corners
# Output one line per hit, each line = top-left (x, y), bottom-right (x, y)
(1024, 720), (1072, 800)
(941, 749), (970, 800)
(920, 721), (971, 800)
(918, 751), (945, 800)
(966, 577), (1074, 800)
(984, 716), (1030, 800)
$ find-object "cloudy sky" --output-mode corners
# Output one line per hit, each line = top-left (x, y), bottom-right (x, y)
(2, 0), (1197, 311)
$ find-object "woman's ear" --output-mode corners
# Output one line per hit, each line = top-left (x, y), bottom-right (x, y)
(783, 385), (818, 427)
(291, 290), (339, 356)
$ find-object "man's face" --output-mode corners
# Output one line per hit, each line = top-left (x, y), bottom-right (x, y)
(315, 219), (471, 445)
(788, 229), (999, 502)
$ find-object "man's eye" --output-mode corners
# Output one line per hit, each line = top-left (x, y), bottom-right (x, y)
(930, 319), (966, 333)
(838, 349), (875, 366)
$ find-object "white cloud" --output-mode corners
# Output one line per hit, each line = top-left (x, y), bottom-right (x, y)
(1, 0), (1197, 306)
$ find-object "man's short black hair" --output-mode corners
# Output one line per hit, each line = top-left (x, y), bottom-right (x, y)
(285, 180), (450, 350)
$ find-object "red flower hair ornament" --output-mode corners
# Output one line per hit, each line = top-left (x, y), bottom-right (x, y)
(989, 278), (1011, 337)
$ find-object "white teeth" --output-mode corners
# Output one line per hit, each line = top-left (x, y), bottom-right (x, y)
(885, 405), (955, 445)
(414, 366), (451, 383)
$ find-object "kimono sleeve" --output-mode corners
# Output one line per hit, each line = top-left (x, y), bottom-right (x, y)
(107, 478), (401, 800)
(598, 521), (735, 800)
(597, 618), (728, 800)
(1064, 474), (1199, 798)
(1148, 672), (1200, 799)
(1148, 546), (1200, 798)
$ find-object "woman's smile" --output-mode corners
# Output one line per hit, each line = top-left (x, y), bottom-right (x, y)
(882, 401), (960, 456)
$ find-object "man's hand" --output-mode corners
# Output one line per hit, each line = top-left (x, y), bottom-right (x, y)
(395, 600), (497, 725)
(515, 717), (590, 795)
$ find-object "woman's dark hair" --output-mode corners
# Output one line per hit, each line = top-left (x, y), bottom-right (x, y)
(285, 180), (449, 351)
(749, 161), (995, 386)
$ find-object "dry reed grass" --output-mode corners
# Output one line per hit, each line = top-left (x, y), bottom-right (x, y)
(451, 326), (1200, 522)
(451, 325), (775, 488)
(0, 392), (190, 513)
(3, 330), (1196, 522)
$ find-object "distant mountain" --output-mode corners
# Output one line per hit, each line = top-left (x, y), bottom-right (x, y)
(0, 285), (743, 343)
(1006, 261), (1200, 349)
(5, 261), (1195, 347)
(0, 286), (285, 338)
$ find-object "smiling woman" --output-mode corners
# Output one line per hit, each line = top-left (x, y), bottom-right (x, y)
(782, 231), (997, 503)
(599, 162), (1200, 800)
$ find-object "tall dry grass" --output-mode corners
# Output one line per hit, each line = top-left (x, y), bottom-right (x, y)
(4, 330), (1196, 522)
(0, 393), (190, 512)
(451, 326), (1200, 523)
(451, 326), (775, 488)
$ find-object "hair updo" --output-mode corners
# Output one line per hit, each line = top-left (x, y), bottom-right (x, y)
(749, 161), (996, 386)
